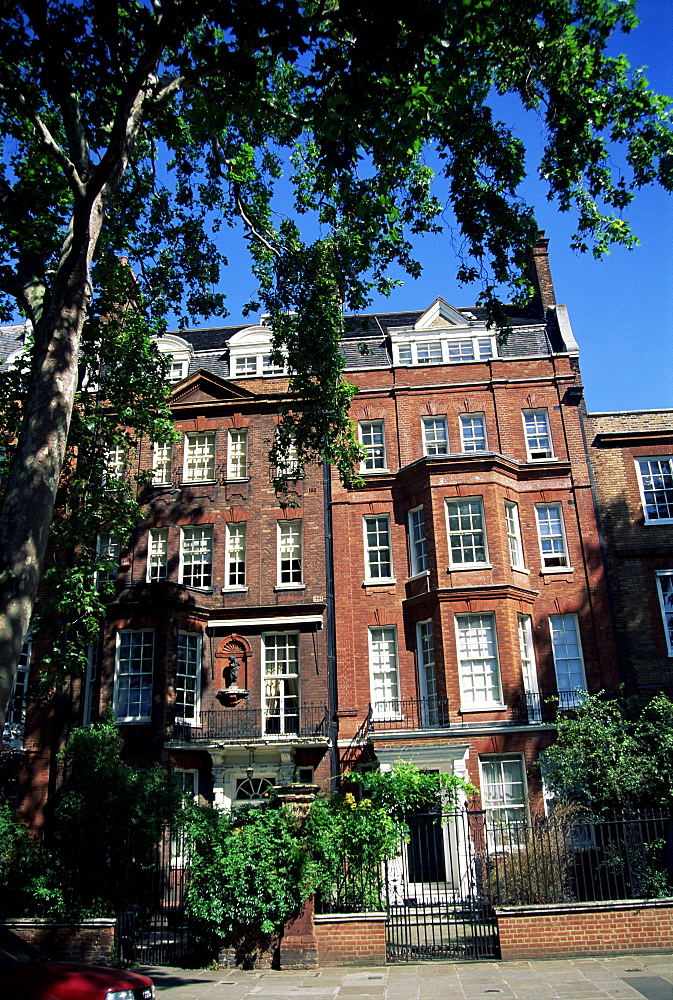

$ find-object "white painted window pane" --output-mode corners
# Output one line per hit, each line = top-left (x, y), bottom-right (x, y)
(656, 573), (673, 654)
(104, 444), (126, 483)
(115, 630), (154, 720)
(235, 355), (257, 375)
(148, 528), (168, 581)
(416, 341), (442, 364)
(549, 614), (586, 703)
(278, 521), (302, 584)
(447, 339), (475, 362)
(638, 459), (673, 521)
(409, 507), (428, 575)
(481, 757), (527, 837)
(446, 498), (487, 565)
(397, 344), (412, 364)
(227, 430), (248, 479)
(360, 421), (386, 470)
(505, 502), (524, 568)
(184, 433), (215, 481)
(182, 526), (213, 588)
(365, 516), (392, 579)
(423, 416), (448, 455)
(460, 414), (487, 452)
(524, 410), (553, 458)
(226, 523), (246, 587)
(176, 633), (200, 723)
(152, 442), (173, 484)
(96, 533), (120, 587)
(263, 634), (300, 735)
(456, 613), (501, 705)
(417, 620), (438, 722)
(369, 627), (400, 714)
(536, 504), (568, 568)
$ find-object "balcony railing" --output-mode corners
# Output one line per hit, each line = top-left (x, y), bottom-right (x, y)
(370, 697), (450, 732)
(169, 704), (329, 742)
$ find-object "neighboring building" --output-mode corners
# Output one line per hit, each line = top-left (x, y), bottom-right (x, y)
(4, 238), (621, 830)
(585, 409), (673, 693)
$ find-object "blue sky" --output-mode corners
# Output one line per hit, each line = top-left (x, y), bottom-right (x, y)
(212, 0), (672, 415)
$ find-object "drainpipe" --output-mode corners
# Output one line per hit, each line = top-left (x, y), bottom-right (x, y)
(322, 455), (339, 788)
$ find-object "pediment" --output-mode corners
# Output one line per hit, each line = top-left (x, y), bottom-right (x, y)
(171, 369), (257, 404)
(414, 297), (469, 330)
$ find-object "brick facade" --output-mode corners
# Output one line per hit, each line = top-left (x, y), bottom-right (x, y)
(3, 919), (115, 964)
(585, 409), (673, 691)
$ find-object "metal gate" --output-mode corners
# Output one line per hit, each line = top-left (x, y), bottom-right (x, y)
(115, 824), (204, 967)
(384, 807), (498, 961)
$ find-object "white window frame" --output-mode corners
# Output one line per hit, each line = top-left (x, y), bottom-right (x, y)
(262, 632), (300, 736)
(96, 533), (120, 588)
(234, 354), (258, 376)
(455, 612), (503, 710)
(422, 416), (449, 456)
(394, 334), (495, 366)
(655, 571), (673, 656)
(363, 515), (394, 582)
(227, 429), (248, 480)
(369, 626), (401, 720)
(168, 358), (188, 382)
(183, 432), (216, 483)
(460, 413), (488, 452)
(549, 614), (587, 708)
(82, 642), (98, 727)
(175, 631), (202, 725)
(517, 614), (541, 723)
(445, 497), (489, 568)
(5, 640), (31, 732)
(225, 522), (247, 590)
(408, 506), (428, 577)
(535, 503), (570, 570)
(359, 420), (387, 472)
(277, 520), (303, 587)
(505, 501), (526, 570)
(147, 527), (168, 582)
(180, 525), (214, 589)
(417, 620), (440, 727)
(152, 441), (173, 485)
(636, 457), (673, 524)
(480, 755), (528, 849)
(523, 409), (554, 461)
(103, 444), (126, 484)
(275, 432), (300, 478)
(114, 629), (154, 723)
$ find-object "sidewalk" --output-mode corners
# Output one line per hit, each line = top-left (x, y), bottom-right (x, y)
(140, 954), (673, 1000)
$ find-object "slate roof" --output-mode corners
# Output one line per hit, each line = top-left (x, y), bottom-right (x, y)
(0, 323), (29, 367)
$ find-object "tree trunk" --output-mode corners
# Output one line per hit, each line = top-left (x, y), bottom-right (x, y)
(0, 234), (97, 730)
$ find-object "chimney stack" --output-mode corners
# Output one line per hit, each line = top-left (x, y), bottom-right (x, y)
(526, 232), (556, 319)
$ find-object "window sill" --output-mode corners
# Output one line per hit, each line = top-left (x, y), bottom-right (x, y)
(226, 476), (251, 484)
(511, 565), (530, 575)
(540, 566), (573, 574)
(115, 717), (152, 725)
(407, 570), (430, 582)
(526, 456), (557, 463)
(447, 563), (492, 572)
(274, 584), (306, 591)
(181, 584), (217, 593)
(363, 578), (397, 587)
(359, 468), (390, 475)
(222, 586), (249, 594)
(460, 704), (506, 714)
(179, 479), (217, 487)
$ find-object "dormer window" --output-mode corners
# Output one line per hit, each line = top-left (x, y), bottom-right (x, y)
(229, 325), (287, 378)
(393, 334), (495, 367)
(154, 334), (192, 384)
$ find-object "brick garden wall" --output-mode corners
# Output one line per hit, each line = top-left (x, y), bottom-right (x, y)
(3, 919), (115, 964)
(496, 899), (673, 959)
(314, 913), (387, 966)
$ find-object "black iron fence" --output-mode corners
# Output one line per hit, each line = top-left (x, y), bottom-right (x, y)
(169, 704), (329, 742)
(488, 808), (673, 906)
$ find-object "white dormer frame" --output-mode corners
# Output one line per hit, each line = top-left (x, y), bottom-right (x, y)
(154, 334), (193, 383)
(228, 325), (287, 378)
(390, 299), (496, 367)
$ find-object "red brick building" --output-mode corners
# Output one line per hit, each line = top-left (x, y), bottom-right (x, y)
(3, 239), (621, 830)
(584, 408), (673, 693)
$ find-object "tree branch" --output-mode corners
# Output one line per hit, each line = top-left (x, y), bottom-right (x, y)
(9, 88), (87, 198)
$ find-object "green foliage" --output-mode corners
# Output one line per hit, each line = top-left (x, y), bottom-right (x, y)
(43, 716), (180, 920)
(184, 764), (474, 942)
(540, 691), (673, 814)
(0, 802), (46, 916)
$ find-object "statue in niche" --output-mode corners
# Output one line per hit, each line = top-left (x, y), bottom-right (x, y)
(227, 653), (239, 687)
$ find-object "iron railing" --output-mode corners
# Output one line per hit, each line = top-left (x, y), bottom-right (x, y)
(486, 808), (672, 905)
(169, 704), (329, 742)
(369, 697), (451, 731)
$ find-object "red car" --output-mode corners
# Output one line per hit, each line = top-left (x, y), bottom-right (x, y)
(0, 926), (154, 1000)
